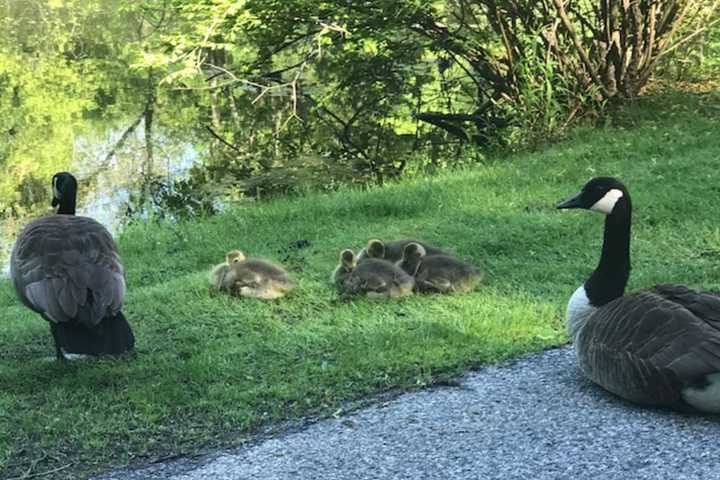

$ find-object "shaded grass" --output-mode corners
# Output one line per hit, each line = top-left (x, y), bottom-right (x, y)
(1, 90), (719, 479)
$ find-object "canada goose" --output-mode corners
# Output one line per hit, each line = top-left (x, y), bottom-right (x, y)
(357, 238), (447, 263)
(399, 243), (481, 293)
(334, 249), (414, 299)
(10, 172), (135, 361)
(558, 176), (720, 413)
(212, 250), (295, 300)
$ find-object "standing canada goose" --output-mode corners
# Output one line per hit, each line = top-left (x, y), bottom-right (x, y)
(10, 172), (135, 361)
(357, 238), (447, 263)
(333, 249), (414, 299)
(211, 250), (295, 300)
(399, 243), (481, 293)
(558, 176), (720, 413)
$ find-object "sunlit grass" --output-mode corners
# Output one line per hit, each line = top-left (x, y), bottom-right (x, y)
(1, 90), (719, 479)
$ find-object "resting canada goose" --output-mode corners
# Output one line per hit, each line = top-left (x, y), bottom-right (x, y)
(558, 176), (720, 413)
(10, 172), (135, 360)
(212, 250), (295, 300)
(333, 249), (414, 299)
(399, 243), (481, 293)
(357, 238), (447, 263)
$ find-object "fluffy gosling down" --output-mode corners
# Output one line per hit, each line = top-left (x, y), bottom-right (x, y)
(333, 249), (414, 299)
(357, 238), (447, 263)
(210, 250), (295, 300)
(398, 242), (481, 293)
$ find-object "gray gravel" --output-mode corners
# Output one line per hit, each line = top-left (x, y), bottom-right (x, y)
(97, 346), (720, 480)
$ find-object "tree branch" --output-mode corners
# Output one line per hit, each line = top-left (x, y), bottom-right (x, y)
(204, 125), (242, 154)
(656, 9), (720, 60)
(103, 113), (144, 164)
(551, 0), (610, 98)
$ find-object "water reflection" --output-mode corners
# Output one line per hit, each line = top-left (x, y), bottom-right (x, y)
(1, 121), (202, 277)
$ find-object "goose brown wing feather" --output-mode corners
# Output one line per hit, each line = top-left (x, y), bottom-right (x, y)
(11, 215), (125, 327)
(651, 284), (720, 327)
(577, 286), (720, 408)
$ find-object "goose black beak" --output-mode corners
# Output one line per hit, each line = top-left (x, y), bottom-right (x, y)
(51, 197), (59, 207)
(556, 191), (583, 209)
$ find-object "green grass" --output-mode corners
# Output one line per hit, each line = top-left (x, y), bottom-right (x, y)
(1, 90), (719, 479)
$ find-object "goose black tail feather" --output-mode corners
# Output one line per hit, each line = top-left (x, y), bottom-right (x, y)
(51, 312), (135, 356)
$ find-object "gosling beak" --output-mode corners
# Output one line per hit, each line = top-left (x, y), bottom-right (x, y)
(556, 191), (583, 209)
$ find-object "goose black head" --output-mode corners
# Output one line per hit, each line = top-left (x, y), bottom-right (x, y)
(51, 172), (78, 214)
(556, 177), (628, 215)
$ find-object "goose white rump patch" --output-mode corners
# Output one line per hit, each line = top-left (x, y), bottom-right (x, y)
(682, 372), (720, 413)
(566, 285), (596, 341)
(591, 188), (623, 214)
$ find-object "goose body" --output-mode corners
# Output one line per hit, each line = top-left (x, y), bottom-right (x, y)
(334, 249), (414, 299)
(212, 250), (295, 300)
(558, 177), (720, 412)
(398, 243), (481, 293)
(10, 172), (135, 360)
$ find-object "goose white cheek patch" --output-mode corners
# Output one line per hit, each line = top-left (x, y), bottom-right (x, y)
(590, 188), (623, 214)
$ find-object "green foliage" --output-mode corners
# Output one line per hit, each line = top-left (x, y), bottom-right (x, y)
(0, 0), (137, 216)
(127, 0), (719, 199)
(0, 50), (89, 215)
(0, 91), (719, 479)
(659, 18), (720, 81)
(1, 0), (717, 218)
(505, 37), (608, 147)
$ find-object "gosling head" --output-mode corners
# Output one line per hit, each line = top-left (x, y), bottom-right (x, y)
(333, 249), (357, 288)
(398, 242), (426, 276)
(366, 239), (386, 258)
(402, 242), (426, 260)
(226, 250), (246, 264)
(340, 249), (356, 271)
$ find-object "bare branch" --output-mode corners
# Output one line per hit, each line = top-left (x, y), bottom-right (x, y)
(204, 125), (242, 153)
(552, 0), (610, 98)
(103, 113), (144, 164)
(7, 463), (72, 480)
(657, 15), (720, 60)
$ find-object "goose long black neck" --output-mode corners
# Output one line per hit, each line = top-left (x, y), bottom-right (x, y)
(584, 196), (632, 307)
(57, 195), (76, 215)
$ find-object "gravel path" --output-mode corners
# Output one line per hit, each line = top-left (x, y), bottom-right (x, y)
(97, 346), (720, 480)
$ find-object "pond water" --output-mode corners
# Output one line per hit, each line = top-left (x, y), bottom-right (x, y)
(1, 119), (202, 277)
